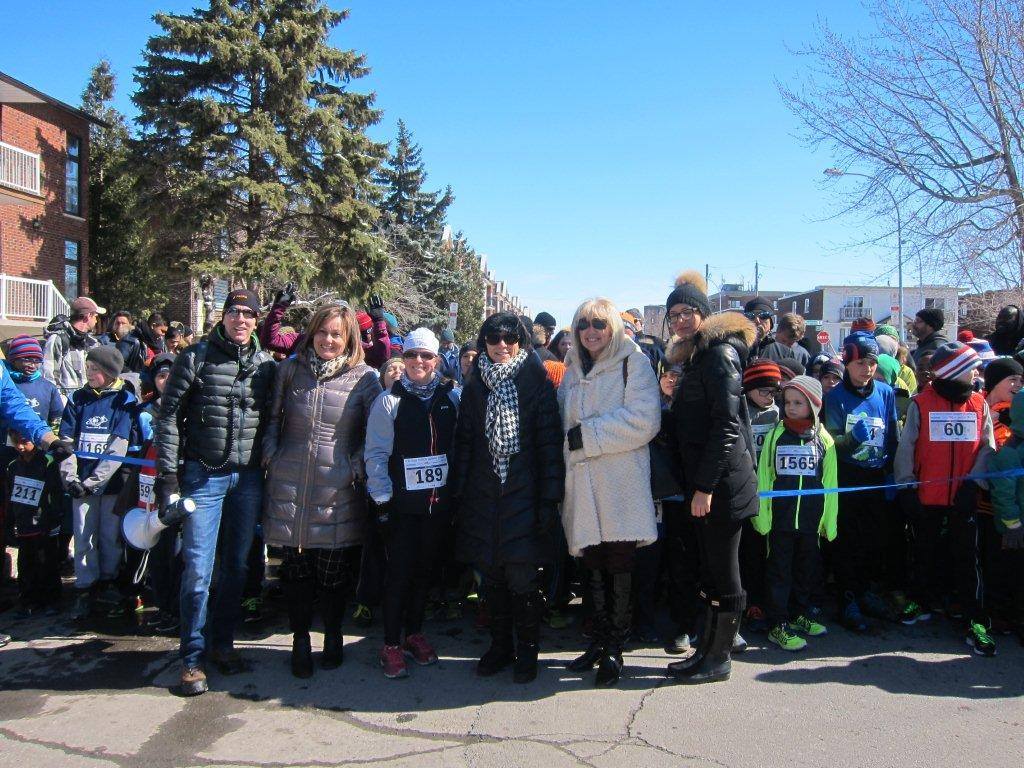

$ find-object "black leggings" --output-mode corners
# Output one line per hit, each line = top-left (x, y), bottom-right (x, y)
(382, 511), (451, 646)
(696, 517), (744, 606)
(582, 541), (637, 574)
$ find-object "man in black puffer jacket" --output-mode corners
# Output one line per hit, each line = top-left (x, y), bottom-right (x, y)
(155, 289), (276, 697)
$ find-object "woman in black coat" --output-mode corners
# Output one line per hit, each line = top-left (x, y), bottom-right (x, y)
(663, 271), (758, 685)
(452, 312), (565, 684)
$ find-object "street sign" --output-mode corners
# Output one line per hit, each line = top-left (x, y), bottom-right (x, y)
(816, 330), (830, 345)
(447, 302), (459, 331)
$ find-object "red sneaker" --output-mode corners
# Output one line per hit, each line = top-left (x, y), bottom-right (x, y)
(380, 645), (408, 679)
(402, 633), (439, 666)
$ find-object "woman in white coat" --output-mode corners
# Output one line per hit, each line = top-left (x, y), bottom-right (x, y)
(558, 297), (661, 686)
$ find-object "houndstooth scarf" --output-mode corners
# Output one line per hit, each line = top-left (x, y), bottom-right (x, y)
(477, 348), (529, 483)
(308, 348), (348, 381)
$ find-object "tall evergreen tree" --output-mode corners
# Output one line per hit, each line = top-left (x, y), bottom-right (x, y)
(82, 60), (168, 315)
(132, 0), (386, 295)
(376, 119), (453, 235)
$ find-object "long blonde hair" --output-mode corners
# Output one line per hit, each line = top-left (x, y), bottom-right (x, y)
(298, 304), (365, 365)
(566, 297), (628, 371)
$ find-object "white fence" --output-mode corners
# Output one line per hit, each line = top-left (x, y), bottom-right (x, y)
(0, 275), (69, 321)
(0, 141), (42, 196)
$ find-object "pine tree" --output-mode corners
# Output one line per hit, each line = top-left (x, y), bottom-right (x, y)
(131, 0), (386, 296)
(82, 60), (168, 315)
(376, 119), (453, 235)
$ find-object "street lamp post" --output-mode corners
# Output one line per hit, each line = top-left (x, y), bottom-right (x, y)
(824, 168), (905, 343)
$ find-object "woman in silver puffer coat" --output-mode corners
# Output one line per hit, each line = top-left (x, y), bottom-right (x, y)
(262, 304), (382, 678)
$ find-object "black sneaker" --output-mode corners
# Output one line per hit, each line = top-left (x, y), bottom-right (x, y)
(966, 622), (997, 657)
(72, 591), (94, 621)
(149, 610), (180, 635)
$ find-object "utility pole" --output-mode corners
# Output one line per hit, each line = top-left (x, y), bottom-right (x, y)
(754, 261), (760, 296)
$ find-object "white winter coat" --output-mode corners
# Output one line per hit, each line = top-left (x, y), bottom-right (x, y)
(558, 340), (661, 556)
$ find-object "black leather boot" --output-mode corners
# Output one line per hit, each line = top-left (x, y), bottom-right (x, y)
(568, 568), (607, 672)
(676, 592), (745, 685)
(287, 581), (314, 679)
(667, 593), (712, 677)
(596, 572), (632, 687)
(320, 589), (345, 669)
(512, 591), (543, 684)
(476, 583), (515, 677)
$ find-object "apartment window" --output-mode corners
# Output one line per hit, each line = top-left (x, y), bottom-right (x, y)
(925, 297), (946, 309)
(843, 295), (865, 309)
(64, 240), (80, 299)
(65, 135), (81, 215)
(792, 301), (797, 312)
(804, 298), (810, 314)
(728, 299), (741, 309)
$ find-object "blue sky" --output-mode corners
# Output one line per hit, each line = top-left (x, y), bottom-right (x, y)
(2, 1), (894, 326)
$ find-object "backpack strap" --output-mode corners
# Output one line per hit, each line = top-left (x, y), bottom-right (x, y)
(622, 356), (629, 386)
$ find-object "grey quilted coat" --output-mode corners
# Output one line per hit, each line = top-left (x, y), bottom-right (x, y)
(262, 355), (382, 549)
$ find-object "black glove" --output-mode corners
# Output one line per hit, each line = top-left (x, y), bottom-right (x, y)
(47, 438), (75, 462)
(1002, 526), (1024, 550)
(367, 293), (386, 322)
(567, 424), (584, 452)
(534, 502), (560, 538)
(275, 281), (296, 308)
(66, 480), (87, 499)
(154, 472), (180, 503)
(373, 499), (392, 538)
(158, 495), (194, 526)
(953, 480), (978, 517)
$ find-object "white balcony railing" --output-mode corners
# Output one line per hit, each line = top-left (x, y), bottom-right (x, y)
(0, 275), (70, 321)
(0, 141), (42, 196)
(838, 306), (873, 322)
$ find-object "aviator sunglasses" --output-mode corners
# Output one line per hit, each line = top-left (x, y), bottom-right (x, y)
(575, 318), (609, 332)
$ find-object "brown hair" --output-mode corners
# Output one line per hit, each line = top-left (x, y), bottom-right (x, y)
(298, 304), (364, 365)
(778, 312), (806, 338)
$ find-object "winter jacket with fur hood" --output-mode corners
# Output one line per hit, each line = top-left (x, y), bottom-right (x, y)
(669, 309), (759, 522)
(558, 339), (661, 556)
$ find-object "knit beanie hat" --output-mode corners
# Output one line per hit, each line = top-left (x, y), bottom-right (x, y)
(86, 345), (124, 381)
(983, 357), (1024, 394)
(383, 311), (400, 333)
(403, 328), (439, 355)
(355, 310), (373, 332)
(851, 317), (876, 333)
(542, 359), (566, 388)
(7, 335), (43, 361)
(916, 307), (945, 331)
(151, 352), (176, 374)
(223, 288), (261, 315)
(875, 333), (899, 357)
(874, 324), (899, 341)
(666, 271), (712, 317)
(534, 311), (557, 332)
(929, 341), (981, 380)
(957, 329), (975, 343)
(778, 358), (805, 381)
(967, 338), (996, 368)
(440, 328), (456, 344)
(743, 359), (782, 392)
(781, 375), (823, 418)
(875, 354), (901, 386)
(819, 357), (845, 380)
(843, 331), (879, 363)
(744, 296), (775, 315)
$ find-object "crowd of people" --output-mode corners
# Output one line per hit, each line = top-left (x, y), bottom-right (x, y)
(1, 274), (1023, 697)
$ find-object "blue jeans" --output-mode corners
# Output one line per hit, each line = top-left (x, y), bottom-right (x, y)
(179, 461), (262, 667)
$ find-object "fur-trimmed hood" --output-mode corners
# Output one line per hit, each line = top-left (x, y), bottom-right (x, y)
(666, 311), (757, 365)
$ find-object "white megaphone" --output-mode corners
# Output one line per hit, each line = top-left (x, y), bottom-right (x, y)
(122, 494), (196, 551)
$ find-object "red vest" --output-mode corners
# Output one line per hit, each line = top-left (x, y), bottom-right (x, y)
(137, 443), (158, 511)
(913, 386), (986, 506)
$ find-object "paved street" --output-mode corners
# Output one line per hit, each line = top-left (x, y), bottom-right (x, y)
(1, 603), (1022, 768)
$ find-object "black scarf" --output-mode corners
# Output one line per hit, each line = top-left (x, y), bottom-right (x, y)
(932, 377), (974, 404)
(842, 369), (875, 398)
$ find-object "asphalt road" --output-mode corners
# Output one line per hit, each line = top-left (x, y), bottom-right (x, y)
(1, 599), (1022, 768)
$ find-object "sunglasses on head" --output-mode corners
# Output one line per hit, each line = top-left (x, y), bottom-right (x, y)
(402, 350), (436, 361)
(575, 318), (609, 332)
(485, 332), (520, 346)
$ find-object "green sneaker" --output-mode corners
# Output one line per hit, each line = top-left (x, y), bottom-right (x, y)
(352, 603), (373, 627)
(966, 622), (997, 657)
(900, 601), (931, 626)
(791, 614), (827, 637)
(545, 608), (572, 630)
(768, 623), (807, 652)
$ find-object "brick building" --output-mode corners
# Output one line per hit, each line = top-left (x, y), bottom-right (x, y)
(0, 71), (103, 336)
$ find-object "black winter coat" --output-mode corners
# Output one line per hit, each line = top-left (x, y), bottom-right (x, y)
(669, 312), (759, 522)
(155, 326), (276, 475)
(452, 352), (565, 568)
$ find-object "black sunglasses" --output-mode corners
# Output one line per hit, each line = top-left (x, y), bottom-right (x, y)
(485, 332), (520, 346)
(744, 311), (773, 321)
(576, 318), (609, 332)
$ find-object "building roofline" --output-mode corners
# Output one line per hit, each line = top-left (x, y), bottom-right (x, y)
(0, 71), (109, 127)
(777, 284), (960, 302)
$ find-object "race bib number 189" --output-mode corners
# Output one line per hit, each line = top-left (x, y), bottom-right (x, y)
(404, 455), (448, 491)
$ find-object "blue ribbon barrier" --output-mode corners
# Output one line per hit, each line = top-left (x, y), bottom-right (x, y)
(74, 451), (157, 469)
(757, 467), (1024, 499)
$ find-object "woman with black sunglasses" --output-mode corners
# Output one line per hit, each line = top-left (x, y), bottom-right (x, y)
(559, 298), (662, 687)
(451, 311), (565, 684)
(664, 271), (759, 685)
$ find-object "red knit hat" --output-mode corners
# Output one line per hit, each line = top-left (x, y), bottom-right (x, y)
(743, 359), (782, 392)
(957, 329), (975, 343)
(7, 335), (43, 361)
(851, 317), (876, 333)
(355, 310), (373, 332)
(543, 360), (566, 388)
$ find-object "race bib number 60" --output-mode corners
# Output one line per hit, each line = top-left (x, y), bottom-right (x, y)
(404, 455), (448, 491)
(929, 412), (978, 442)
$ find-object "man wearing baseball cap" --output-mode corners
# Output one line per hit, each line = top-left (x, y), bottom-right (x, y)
(42, 296), (103, 399)
(155, 287), (276, 696)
